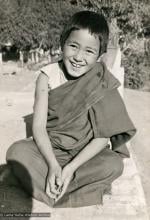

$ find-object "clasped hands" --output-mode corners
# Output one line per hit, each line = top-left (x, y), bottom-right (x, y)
(46, 162), (74, 203)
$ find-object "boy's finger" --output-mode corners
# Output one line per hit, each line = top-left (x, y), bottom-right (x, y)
(55, 181), (68, 202)
(50, 183), (60, 195)
(47, 191), (56, 199)
(49, 176), (60, 195)
(56, 177), (62, 188)
(46, 181), (57, 199)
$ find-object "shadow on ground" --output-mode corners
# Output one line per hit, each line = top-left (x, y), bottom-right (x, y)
(0, 163), (33, 220)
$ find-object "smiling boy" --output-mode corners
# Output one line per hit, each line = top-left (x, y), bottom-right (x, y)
(6, 11), (136, 207)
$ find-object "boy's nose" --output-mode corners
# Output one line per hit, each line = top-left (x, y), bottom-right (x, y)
(73, 50), (84, 62)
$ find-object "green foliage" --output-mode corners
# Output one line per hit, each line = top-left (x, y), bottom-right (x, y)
(0, 0), (82, 50)
(78, 0), (150, 40)
(123, 50), (150, 90)
(46, 0), (82, 50)
(0, 0), (149, 50)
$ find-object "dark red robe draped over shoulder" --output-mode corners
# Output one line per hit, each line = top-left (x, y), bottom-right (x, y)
(46, 61), (136, 158)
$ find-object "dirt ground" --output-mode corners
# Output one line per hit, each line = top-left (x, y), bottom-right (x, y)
(0, 61), (37, 92)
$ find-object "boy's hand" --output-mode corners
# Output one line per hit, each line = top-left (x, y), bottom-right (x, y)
(46, 163), (62, 199)
(55, 165), (74, 202)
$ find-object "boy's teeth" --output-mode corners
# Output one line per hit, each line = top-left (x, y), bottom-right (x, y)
(72, 63), (81, 68)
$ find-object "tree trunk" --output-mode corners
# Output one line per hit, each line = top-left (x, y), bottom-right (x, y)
(0, 51), (3, 64)
(19, 51), (24, 67)
(31, 52), (34, 63)
(35, 51), (39, 63)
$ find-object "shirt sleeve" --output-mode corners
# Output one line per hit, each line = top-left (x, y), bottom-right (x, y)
(35, 62), (63, 90)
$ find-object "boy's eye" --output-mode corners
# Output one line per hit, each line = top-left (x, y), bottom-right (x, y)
(86, 49), (95, 54)
(69, 44), (78, 49)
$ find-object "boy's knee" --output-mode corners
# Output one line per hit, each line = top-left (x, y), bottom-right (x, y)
(6, 140), (28, 162)
(111, 156), (124, 178)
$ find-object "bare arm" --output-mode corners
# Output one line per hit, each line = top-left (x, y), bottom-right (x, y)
(68, 137), (108, 172)
(32, 73), (62, 197)
(32, 73), (58, 167)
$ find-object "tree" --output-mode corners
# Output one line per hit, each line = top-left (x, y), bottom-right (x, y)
(0, 0), (149, 52)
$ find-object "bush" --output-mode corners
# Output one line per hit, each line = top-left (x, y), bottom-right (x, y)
(125, 67), (146, 89)
(123, 50), (150, 90)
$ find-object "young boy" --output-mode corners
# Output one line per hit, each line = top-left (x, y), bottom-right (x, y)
(6, 10), (136, 208)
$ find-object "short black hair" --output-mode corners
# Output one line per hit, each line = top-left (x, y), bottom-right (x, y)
(60, 10), (109, 56)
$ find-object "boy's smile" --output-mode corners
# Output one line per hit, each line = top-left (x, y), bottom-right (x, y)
(63, 29), (100, 78)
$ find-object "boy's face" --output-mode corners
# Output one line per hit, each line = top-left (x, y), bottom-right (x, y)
(63, 29), (100, 78)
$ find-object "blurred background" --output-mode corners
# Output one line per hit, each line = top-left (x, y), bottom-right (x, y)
(0, 0), (149, 91)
